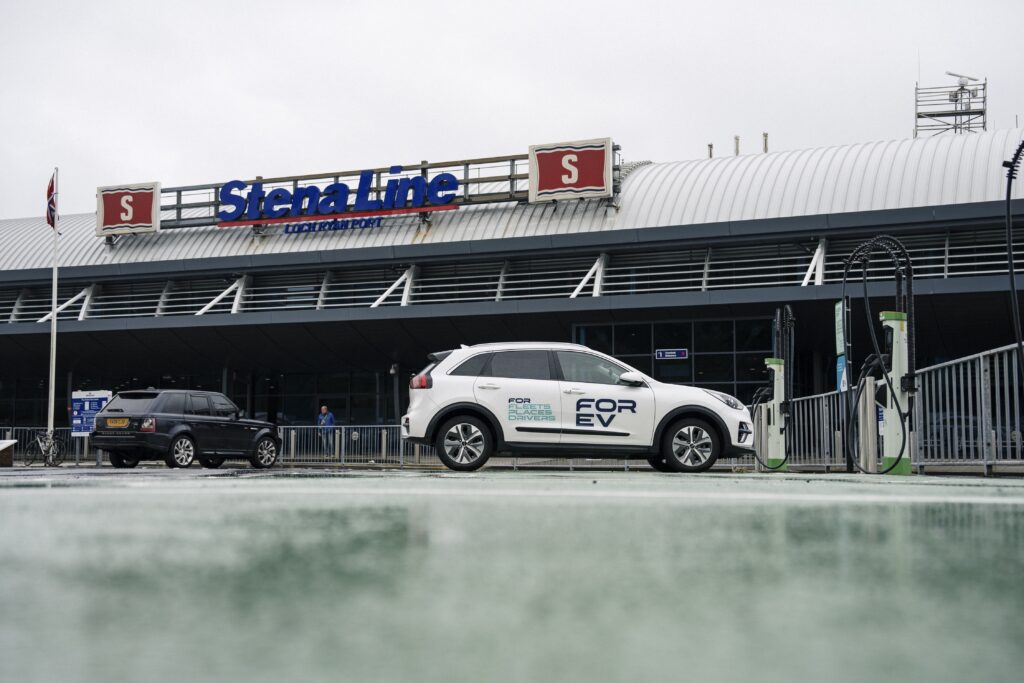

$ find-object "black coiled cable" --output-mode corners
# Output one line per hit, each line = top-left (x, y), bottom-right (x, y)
(1003, 139), (1024, 386)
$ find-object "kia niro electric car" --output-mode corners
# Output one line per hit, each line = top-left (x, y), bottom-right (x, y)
(91, 389), (280, 469)
(401, 342), (754, 472)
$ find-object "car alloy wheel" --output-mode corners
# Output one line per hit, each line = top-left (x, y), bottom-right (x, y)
(434, 416), (493, 472)
(443, 423), (485, 465)
(170, 437), (195, 468)
(672, 425), (713, 466)
(661, 418), (719, 473)
(250, 437), (278, 469)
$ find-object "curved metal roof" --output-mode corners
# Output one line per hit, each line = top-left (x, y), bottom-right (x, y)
(1, 128), (1021, 273)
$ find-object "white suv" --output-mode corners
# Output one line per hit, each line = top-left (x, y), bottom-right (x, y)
(401, 342), (754, 472)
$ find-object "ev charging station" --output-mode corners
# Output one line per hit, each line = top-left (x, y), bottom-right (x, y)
(752, 237), (918, 475)
(879, 311), (912, 474)
(760, 357), (787, 471)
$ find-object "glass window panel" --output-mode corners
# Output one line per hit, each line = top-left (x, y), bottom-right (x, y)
(318, 373), (350, 395)
(736, 353), (771, 382)
(694, 320), (734, 352)
(450, 353), (492, 377)
(186, 394), (211, 416)
(283, 373), (316, 395)
(104, 392), (159, 413)
(653, 322), (692, 352)
(351, 371), (377, 394)
(614, 324), (651, 355)
(653, 359), (693, 384)
(694, 354), (734, 382)
(488, 351), (551, 381)
(736, 319), (773, 351)
(211, 395), (237, 417)
(556, 352), (630, 385)
(160, 393), (186, 415)
(281, 395), (317, 425)
(576, 325), (613, 354)
(350, 395), (377, 424)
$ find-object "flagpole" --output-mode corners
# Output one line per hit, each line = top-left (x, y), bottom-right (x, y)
(46, 167), (59, 450)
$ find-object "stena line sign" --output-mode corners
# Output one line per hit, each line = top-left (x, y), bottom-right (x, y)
(95, 138), (616, 238)
(216, 166), (459, 233)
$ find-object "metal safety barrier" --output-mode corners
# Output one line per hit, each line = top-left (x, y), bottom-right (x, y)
(277, 425), (416, 466)
(2, 427), (82, 464)
(786, 391), (847, 469)
(914, 342), (1024, 471)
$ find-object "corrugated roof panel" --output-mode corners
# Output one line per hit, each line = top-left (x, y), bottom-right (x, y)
(1, 129), (1022, 274)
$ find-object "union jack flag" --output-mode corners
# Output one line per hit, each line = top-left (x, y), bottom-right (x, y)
(46, 171), (57, 228)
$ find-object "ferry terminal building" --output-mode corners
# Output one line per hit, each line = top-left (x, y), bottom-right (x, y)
(1, 131), (1023, 428)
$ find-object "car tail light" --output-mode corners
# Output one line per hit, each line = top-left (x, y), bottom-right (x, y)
(140, 417), (156, 432)
(409, 372), (432, 389)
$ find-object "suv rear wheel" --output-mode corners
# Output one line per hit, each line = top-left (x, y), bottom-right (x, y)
(166, 435), (196, 468)
(435, 416), (492, 472)
(661, 418), (720, 473)
(249, 437), (278, 469)
(198, 456), (224, 469)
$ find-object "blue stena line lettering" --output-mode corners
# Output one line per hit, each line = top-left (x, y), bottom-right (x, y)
(217, 166), (459, 222)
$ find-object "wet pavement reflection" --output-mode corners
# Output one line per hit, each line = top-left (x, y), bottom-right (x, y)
(1, 470), (1023, 682)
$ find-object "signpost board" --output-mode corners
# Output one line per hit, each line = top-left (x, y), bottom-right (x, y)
(655, 348), (689, 360)
(835, 300), (848, 391)
(528, 138), (614, 203)
(71, 390), (112, 436)
(96, 183), (161, 236)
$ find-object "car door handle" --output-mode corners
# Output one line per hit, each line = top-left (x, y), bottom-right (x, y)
(478, 383), (501, 390)
(563, 388), (585, 395)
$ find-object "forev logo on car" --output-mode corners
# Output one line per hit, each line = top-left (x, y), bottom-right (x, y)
(507, 398), (555, 422)
(576, 398), (637, 428)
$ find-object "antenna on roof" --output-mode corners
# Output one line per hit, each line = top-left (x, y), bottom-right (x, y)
(945, 71), (979, 86)
(915, 71), (987, 137)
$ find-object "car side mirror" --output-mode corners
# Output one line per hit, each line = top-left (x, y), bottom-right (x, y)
(619, 371), (646, 386)
(235, 410), (245, 420)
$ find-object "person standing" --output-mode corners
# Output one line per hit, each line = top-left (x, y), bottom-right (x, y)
(317, 404), (335, 455)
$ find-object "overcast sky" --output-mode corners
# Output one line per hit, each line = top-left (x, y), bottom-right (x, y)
(1, 0), (1022, 220)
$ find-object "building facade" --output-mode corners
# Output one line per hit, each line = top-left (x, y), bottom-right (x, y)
(1, 130), (1023, 427)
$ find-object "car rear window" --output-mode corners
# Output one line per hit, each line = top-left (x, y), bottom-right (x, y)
(487, 350), (552, 380)
(159, 393), (187, 414)
(450, 353), (492, 377)
(103, 392), (159, 413)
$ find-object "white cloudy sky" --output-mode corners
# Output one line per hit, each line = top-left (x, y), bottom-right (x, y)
(1, 0), (1022, 219)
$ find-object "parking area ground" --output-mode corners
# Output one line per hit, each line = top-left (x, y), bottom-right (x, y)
(2, 468), (1023, 683)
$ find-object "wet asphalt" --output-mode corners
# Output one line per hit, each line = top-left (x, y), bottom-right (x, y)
(1, 467), (1023, 683)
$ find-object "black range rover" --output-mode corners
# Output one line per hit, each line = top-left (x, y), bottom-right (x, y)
(91, 389), (280, 469)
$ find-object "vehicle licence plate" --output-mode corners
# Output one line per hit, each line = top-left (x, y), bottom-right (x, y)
(106, 418), (129, 428)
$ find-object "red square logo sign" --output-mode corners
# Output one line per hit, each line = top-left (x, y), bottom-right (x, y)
(528, 138), (613, 203)
(96, 183), (161, 236)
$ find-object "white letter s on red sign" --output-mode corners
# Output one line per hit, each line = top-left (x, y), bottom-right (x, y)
(561, 154), (579, 184)
(119, 195), (134, 221)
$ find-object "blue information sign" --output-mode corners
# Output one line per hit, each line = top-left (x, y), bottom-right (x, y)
(71, 390), (112, 436)
(655, 348), (689, 360)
